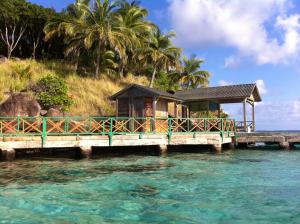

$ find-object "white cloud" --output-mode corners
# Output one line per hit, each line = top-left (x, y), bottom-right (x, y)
(218, 80), (233, 86)
(256, 80), (267, 95)
(169, 0), (300, 65)
(224, 56), (241, 68)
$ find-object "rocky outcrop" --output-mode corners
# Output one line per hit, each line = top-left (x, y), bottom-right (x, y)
(0, 93), (41, 116)
(0, 56), (8, 64)
(46, 108), (64, 117)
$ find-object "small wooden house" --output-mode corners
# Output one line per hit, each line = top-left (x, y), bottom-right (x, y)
(109, 84), (184, 132)
(109, 84), (183, 118)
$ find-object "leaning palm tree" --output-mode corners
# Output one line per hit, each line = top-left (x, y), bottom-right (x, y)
(144, 30), (181, 87)
(180, 55), (210, 90)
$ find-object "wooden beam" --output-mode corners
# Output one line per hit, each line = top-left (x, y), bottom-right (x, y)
(129, 96), (133, 117)
(206, 101), (209, 118)
(252, 103), (255, 132)
(153, 97), (157, 118)
(153, 97), (157, 132)
(116, 99), (118, 117)
(243, 99), (247, 131)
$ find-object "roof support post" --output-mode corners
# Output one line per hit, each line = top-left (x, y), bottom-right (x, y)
(116, 99), (119, 117)
(243, 99), (247, 132)
(206, 101), (209, 118)
(152, 97), (157, 132)
(252, 102), (255, 132)
(187, 104), (190, 118)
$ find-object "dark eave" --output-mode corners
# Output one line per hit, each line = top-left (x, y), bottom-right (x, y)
(109, 83), (262, 104)
(109, 84), (184, 102)
(174, 83), (262, 103)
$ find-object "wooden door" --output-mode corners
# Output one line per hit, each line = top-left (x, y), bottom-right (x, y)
(132, 97), (144, 132)
(118, 98), (130, 117)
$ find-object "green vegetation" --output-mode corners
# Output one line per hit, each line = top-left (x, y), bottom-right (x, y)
(32, 75), (73, 111)
(180, 55), (210, 90)
(0, 0), (212, 115)
(0, 59), (148, 115)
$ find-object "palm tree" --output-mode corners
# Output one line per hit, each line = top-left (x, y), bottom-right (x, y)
(114, 1), (156, 77)
(96, 50), (118, 75)
(45, 0), (132, 78)
(180, 55), (210, 89)
(83, 0), (135, 78)
(144, 30), (181, 87)
(44, 0), (88, 71)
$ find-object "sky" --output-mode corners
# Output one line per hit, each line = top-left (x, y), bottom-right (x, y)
(29, 0), (300, 130)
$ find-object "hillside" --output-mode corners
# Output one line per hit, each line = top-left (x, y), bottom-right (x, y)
(0, 59), (149, 116)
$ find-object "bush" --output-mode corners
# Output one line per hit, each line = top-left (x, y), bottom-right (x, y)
(33, 75), (73, 111)
(154, 72), (180, 91)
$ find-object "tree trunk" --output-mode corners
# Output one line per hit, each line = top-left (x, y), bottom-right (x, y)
(32, 43), (36, 59)
(74, 59), (79, 72)
(0, 25), (26, 60)
(150, 68), (157, 88)
(95, 42), (101, 79)
(32, 35), (41, 60)
(119, 64), (124, 78)
(32, 39), (39, 59)
(7, 47), (12, 59)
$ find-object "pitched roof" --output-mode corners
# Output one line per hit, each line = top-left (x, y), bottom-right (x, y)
(109, 83), (262, 103)
(174, 83), (262, 103)
(109, 84), (184, 101)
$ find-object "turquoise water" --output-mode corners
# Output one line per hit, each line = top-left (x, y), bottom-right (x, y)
(0, 150), (300, 223)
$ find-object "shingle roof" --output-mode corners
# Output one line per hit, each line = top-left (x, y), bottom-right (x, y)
(174, 83), (262, 103)
(109, 83), (262, 103)
(109, 84), (184, 101)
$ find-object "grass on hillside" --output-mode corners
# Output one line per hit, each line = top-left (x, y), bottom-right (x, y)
(0, 59), (149, 115)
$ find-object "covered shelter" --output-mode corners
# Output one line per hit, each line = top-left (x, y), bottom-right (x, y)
(174, 84), (262, 131)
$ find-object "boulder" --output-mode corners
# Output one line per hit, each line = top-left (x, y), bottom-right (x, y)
(0, 55), (8, 64)
(46, 108), (64, 117)
(0, 93), (41, 116)
(40, 110), (48, 116)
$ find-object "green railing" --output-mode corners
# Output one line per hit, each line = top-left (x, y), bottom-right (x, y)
(0, 116), (236, 146)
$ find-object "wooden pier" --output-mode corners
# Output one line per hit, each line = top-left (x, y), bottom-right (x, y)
(236, 132), (300, 149)
(0, 116), (236, 161)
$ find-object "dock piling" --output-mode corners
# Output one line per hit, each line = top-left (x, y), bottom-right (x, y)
(212, 144), (222, 153)
(1, 148), (16, 161)
(279, 142), (290, 150)
(158, 145), (168, 155)
(222, 142), (235, 150)
(79, 146), (93, 159)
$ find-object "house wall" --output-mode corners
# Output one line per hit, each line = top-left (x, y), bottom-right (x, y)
(155, 99), (168, 118)
(116, 87), (155, 118)
(118, 98), (130, 117)
(144, 97), (153, 117)
(168, 102), (183, 118)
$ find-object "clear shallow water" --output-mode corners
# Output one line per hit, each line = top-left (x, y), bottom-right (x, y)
(0, 150), (300, 223)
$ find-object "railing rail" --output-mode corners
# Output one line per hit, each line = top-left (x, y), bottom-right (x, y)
(0, 116), (236, 146)
(235, 121), (254, 132)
